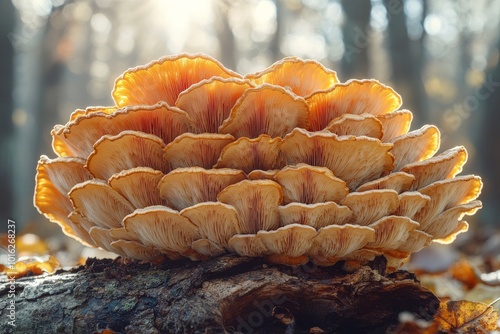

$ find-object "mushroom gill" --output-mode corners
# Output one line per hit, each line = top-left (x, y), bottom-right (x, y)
(35, 53), (483, 270)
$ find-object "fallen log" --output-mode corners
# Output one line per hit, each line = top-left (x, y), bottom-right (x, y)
(0, 255), (439, 333)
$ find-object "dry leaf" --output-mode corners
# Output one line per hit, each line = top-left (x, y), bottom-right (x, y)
(434, 299), (500, 333)
(449, 258), (479, 290)
(4, 255), (60, 279)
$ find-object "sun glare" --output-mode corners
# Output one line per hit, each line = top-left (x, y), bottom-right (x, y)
(152, 0), (215, 53)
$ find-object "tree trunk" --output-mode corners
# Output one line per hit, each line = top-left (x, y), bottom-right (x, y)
(1, 256), (439, 334)
(341, 0), (372, 79)
(383, 0), (427, 127)
(478, 37), (500, 225)
(0, 0), (16, 228)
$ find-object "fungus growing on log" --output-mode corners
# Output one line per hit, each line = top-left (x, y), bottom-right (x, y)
(35, 53), (482, 268)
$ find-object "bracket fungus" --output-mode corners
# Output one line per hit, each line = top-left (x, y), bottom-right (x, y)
(35, 53), (483, 269)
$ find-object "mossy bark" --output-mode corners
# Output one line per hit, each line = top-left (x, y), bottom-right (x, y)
(0, 255), (438, 334)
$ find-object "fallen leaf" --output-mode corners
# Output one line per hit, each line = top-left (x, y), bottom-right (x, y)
(449, 258), (479, 290)
(434, 299), (500, 333)
(4, 255), (60, 279)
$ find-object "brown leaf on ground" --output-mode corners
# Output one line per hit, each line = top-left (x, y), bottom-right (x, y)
(449, 258), (479, 290)
(434, 299), (500, 333)
(3, 255), (60, 279)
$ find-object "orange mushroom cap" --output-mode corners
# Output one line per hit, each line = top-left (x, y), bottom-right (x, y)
(218, 179), (283, 234)
(108, 167), (165, 208)
(163, 133), (234, 170)
(214, 134), (285, 173)
(86, 130), (168, 180)
(273, 164), (348, 204)
(69, 180), (134, 229)
(123, 205), (200, 256)
(34, 156), (92, 236)
(281, 128), (394, 190)
(113, 53), (241, 107)
(279, 202), (353, 228)
(52, 103), (190, 158)
(175, 77), (253, 133)
(308, 224), (375, 266)
(341, 189), (399, 226)
(158, 167), (246, 210)
(325, 113), (383, 139)
(219, 84), (309, 138)
(306, 79), (402, 131)
(245, 56), (339, 97)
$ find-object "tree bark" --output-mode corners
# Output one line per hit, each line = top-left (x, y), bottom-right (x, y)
(341, 0), (372, 79)
(0, 256), (439, 334)
(0, 0), (16, 228)
(383, 0), (427, 127)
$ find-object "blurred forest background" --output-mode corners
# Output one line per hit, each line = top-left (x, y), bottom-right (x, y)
(1, 0), (500, 239)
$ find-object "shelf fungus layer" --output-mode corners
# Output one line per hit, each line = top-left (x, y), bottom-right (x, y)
(35, 53), (483, 269)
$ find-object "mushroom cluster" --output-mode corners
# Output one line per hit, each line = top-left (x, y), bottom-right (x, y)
(35, 54), (482, 269)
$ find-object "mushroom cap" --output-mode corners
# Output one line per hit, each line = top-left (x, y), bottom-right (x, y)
(228, 233), (269, 257)
(390, 125), (440, 171)
(69, 180), (134, 229)
(245, 56), (339, 97)
(273, 164), (348, 204)
(401, 146), (468, 190)
(191, 239), (225, 257)
(258, 224), (317, 265)
(163, 133), (234, 170)
(356, 171), (415, 193)
(86, 130), (168, 180)
(281, 128), (394, 190)
(180, 202), (241, 248)
(366, 215), (420, 250)
(279, 202), (353, 228)
(394, 191), (431, 219)
(108, 227), (137, 241)
(219, 84), (309, 138)
(52, 103), (190, 158)
(414, 175), (482, 227)
(324, 113), (383, 139)
(377, 110), (413, 142)
(305, 79), (402, 131)
(69, 105), (116, 121)
(89, 226), (120, 254)
(229, 224), (318, 265)
(422, 200), (482, 241)
(308, 224), (376, 265)
(123, 205), (200, 255)
(341, 189), (399, 226)
(247, 169), (280, 180)
(111, 239), (167, 262)
(108, 167), (165, 208)
(175, 77), (253, 133)
(394, 229), (433, 254)
(113, 53), (241, 107)
(218, 179), (283, 234)
(67, 212), (96, 247)
(214, 134), (285, 173)
(34, 156), (92, 236)
(158, 167), (246, 210)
